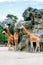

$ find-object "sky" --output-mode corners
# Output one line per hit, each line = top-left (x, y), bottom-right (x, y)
(0, 0), (43, 21)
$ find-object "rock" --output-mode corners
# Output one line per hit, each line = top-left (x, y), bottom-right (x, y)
(23, 7), (42, 21)
(39, 9), (43, 15)
(22, 7), (43, 51)
(15, 20), (33, 29)
(0, 18), (15, 27)
(18, 35), (29, 51)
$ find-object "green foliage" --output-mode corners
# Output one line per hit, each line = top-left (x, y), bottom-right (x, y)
(6, 14), (18, 22)
(6, 14), (18, 35)
(0, 14), (18, 44)
(0, 26), (8, 44)
(9, 24), (14, 35)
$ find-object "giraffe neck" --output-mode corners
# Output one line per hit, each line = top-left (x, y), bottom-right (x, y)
(23, 27), (31, 37)
(5, 32), (10, 38)
(5, 28), (12, 36)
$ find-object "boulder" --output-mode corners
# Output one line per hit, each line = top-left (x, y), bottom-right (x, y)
(23, 7), (42, 21)
(18, 35), (29, 51)
(15, 20), (33, 29)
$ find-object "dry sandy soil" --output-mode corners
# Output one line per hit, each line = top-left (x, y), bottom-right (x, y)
(0, 47), (43, 65)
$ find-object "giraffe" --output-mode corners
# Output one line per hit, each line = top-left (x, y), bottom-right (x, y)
(3, 24), (14, 50)
(3, 24), (20, 51)
(2, 31), (14, 50)
(20, 25), (40, 52)
(14, 28), (19, 51)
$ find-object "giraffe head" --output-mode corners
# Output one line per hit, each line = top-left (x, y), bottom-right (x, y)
(3, 24), (9, 33)
(3, 24), (8, 29)
(19, 25), (24, 29)
(2, 31), (6, 34)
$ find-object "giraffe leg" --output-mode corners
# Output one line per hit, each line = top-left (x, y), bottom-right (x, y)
(37, 43), (40, 52)
(15, 43), (18, 51)
(14, 40), (18, 51)
(30, 41), (34, 52)
(7, 41), (11, 50)
(11, 41), (15, 50)
(35, 44), (37, 52)
(35, 42), (40, 52)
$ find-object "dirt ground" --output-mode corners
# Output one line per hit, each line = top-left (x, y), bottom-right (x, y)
(0, 47), (43, 65)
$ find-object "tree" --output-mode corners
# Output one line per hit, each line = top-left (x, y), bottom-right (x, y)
(6, 14), (18, 22)
(0, 26), (8, 44)
(6, 14), (18, 35)
(9, 23), (14, 35)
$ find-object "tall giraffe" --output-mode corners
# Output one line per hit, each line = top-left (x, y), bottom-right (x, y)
(20, 25), (40, 52)
(3, 24), (14, 50)
(2, 31), (14, 50)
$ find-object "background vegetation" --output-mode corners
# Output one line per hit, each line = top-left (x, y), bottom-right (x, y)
(0, 14), (18, 44)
